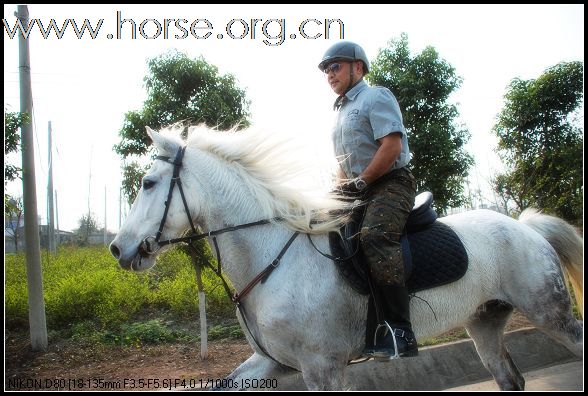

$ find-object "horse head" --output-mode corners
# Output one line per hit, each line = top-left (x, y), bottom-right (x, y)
(110, 123), (351, 271)
(110, 126), (202, 271)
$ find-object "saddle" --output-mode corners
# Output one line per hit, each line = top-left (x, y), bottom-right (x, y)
(329, 192), (468, 295)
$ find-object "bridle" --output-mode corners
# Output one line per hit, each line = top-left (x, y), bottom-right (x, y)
(139, 145), (194, 256)
(138, 145), (300, 306)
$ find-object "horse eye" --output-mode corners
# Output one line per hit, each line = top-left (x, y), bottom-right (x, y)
(142, 179), (155, 190)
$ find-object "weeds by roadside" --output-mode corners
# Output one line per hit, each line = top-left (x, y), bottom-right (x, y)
(5, 246), (234, 333)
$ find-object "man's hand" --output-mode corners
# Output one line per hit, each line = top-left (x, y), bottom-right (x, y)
(337, 178), (367, 197)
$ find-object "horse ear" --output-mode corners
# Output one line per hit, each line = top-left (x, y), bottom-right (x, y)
(145, 126), (179, 155)
(146, 126), (159, 143)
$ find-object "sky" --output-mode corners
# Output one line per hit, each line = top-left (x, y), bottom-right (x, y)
(3, 4), (584, 233)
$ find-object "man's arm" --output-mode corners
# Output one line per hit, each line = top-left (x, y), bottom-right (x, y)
(360, 133), (402, 185)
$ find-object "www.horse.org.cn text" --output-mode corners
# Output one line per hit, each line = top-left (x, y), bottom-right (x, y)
(3, 11), (345, 46)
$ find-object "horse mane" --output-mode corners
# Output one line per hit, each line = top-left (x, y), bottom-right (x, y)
(167, 124), (354, 234)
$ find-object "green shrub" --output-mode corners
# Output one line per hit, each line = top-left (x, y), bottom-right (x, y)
(103, 319), (190, 346)
(152, 263), (235, 319)
(152, 242), (235, 318)
(38, 246), (150, 327)
(208, 324), (244, 340)
(5, 253), (29, 327)
(152, 265), (200, 315)
(69, 319), (198, 346)
(5, 245), (235, 335)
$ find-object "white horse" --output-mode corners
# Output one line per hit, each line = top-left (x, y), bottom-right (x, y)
(110, 125), (583, 391)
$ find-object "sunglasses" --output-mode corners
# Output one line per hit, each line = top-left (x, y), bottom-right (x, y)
(323, 62), (342, 74)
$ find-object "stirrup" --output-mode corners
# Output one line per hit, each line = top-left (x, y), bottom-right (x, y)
(373, 321), (400, 360)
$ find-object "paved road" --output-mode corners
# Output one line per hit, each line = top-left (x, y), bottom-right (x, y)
(444, 361), (583, 391)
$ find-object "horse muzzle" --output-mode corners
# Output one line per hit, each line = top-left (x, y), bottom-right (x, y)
(127, 248), (156, 272)
(109, 237), (158, 271)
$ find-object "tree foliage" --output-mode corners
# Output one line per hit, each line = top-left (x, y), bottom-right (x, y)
(4, 110), (30, 227)
(121, 161), (149, 207)
(114, 49), (251, 204)
(492, 61), (583, 221)
(367, 33), (474, 212)
(4, 109), (30, 183)
(114, 49), (250, 158)
(5, 196), (24, 252)
(75, 212), (100, 243)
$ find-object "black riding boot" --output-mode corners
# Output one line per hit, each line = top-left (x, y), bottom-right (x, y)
(366, 284), (418, 360)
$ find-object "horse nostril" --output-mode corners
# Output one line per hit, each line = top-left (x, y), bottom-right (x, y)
(109, 243), (121, 259)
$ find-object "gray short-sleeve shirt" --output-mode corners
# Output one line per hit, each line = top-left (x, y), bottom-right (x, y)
(332, 80), (411, 179)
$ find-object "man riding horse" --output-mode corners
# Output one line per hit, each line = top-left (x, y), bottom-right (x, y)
(319, 41), (418, 360)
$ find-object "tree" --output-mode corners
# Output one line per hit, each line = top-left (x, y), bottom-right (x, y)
(492, 61), (583, 222)
(5, 110), (30, 251)
(368, 33), (474, 213)
(114, 49), (250, 205)
(4, 109), (29, 184)
(489, 174), (519, 216)
(5, 196), (24, 252)
(114, 49), (250, 165)
(75, 212), (100, 244)
(121, 161), (149, 207)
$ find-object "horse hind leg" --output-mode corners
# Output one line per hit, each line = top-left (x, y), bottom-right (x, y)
(499, 243), (584, 360)
(536, 314), (583, 359)
(510, 269), (583, 359)
(465, 300), (525, 391)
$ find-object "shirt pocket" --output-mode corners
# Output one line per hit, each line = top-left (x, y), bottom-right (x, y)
(341, 110), (364, 150)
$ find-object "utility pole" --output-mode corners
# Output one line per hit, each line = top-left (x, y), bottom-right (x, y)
(87, 146), (93, 242)
(17, 4), (48, 351)
(465, 179), (473, 210)
(118, 187), (122, 230)
(47, 121), (55, 252)
(55, 190), (60, 247)
(104, 186), (107, 245)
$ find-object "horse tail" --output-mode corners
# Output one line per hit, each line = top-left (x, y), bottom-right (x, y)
(519, 208), (583, 318)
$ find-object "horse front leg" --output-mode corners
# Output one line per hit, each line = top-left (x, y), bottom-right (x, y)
(215, 352), (297, 390)
(300, 356), (349, 391)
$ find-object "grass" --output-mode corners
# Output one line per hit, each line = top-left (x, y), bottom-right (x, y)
(5, 245), (238, 344)
(418, 329), (470, 347)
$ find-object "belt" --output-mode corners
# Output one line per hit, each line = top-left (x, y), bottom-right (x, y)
(368, 167), (412, 190)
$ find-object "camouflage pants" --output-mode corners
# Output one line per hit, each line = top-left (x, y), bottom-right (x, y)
(360, 168), (417, 286)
